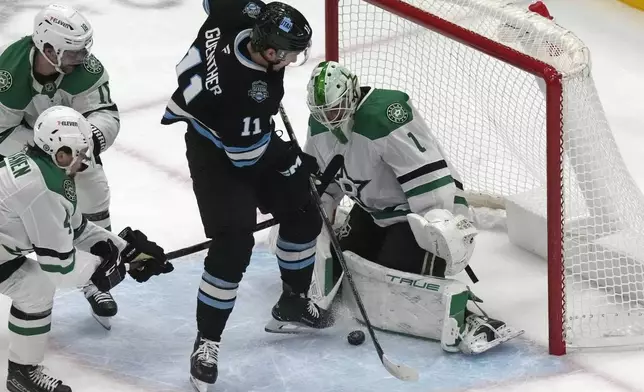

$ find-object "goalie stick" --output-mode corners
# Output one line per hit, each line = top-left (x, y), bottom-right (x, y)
(164, 153), (344, 261)
(278, 104), (419, 382)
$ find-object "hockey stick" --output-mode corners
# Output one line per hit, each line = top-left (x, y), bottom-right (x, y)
(164, 154), (343, 261)
(278, 104), (419, 382)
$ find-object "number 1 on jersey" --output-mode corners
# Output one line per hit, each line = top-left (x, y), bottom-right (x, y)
(241, 117), (261, 136)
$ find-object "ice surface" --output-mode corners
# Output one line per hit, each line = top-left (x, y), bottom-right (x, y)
(50, 250), (570, 392)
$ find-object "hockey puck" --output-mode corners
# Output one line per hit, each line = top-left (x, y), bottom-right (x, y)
(347, 330), (366, 346)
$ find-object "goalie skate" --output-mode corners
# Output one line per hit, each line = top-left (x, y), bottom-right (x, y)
(459, 313), (524, 355)
(265, 290), (334, 334)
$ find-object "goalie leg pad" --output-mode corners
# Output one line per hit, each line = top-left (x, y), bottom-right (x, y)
(340, 251), (470, 346)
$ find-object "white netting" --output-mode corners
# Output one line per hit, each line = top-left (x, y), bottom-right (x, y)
(335, 0), (644, 348)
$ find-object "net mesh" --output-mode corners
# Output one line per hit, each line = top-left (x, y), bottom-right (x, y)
(335, 0), (644, 347)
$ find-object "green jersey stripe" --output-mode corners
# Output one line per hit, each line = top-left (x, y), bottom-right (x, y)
(405, 175), (454, 198)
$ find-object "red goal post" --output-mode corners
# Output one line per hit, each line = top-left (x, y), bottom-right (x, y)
(325, 0), (644, 355)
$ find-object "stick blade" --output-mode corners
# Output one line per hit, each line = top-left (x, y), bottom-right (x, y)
(382, 354), (419, 382)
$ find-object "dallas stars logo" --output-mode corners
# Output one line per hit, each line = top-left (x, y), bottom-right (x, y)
(0, 70), (13, 92)
(83, 55), (103, 74)
(63, 179), (76, 202)
(386, 102), (409, 124)
(334, 165), (370, 202)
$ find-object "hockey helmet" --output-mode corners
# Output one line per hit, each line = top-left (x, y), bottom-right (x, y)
(33, 106), (95, 173)
(250, 2), (312, 64)
(32, 4), (94, 74)
(307, 61), (361, 143)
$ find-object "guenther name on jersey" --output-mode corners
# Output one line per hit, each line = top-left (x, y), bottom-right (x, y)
(204, 28), (222, 95)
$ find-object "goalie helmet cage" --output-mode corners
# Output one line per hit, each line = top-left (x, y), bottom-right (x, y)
(325, 0), (644, 355)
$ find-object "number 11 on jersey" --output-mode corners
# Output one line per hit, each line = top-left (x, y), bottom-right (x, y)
(241, 117), (261, 136)
(176, 46), (203, 104)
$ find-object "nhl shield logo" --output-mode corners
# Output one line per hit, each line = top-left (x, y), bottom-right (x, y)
(248, 81), (269, 103)
(243, 2), (261, 18)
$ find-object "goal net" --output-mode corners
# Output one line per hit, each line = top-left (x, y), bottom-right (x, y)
(326, 0), (644, 354)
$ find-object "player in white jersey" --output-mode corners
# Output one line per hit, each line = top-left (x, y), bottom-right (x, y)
(0, 106), (171, 392)
(0, 4), (122, 326)
(303, 61), (523, 355)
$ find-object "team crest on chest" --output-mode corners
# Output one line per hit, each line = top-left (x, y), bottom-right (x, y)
(83, 55), (103, 74)
(248, 80), (269, 103)
(243, 2), (261, 18)
(386, 102), (409, 124)
(0, 70), (13, 92)
(63, 178), (76, 202)
(335, 165), (370, 200)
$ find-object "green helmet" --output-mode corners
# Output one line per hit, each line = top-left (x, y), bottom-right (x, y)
(306, 61), (361, 143)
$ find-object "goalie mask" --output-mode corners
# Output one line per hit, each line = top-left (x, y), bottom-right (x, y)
(307, 61), (361, 144)
(33, 106), (95, 174)
(32, 4), (94, 74)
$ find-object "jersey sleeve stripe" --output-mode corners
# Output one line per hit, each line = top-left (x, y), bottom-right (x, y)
(396, 160), (448, 185)
(33, 246), (75, 260)
(404, 175), (454, 198)
(454, 195), (469, 206)
(73, 216), (88, 240)
(38, 254), (76, 275)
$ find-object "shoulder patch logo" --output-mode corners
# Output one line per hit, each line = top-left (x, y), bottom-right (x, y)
(83, 55), (103, 75)
(386, 102), (409, 124)
(248, 80), (269, 103)
(63, 178), (76, 202)
(243, 2), (261, 18)
(0, 70), (13, 92)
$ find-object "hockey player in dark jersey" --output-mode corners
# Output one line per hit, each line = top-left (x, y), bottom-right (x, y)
(161, 1), (331, 390)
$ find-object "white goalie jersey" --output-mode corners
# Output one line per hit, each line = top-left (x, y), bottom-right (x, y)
(304, 87), (470, 226)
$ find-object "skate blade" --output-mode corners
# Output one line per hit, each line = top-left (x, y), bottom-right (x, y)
(91, 312), (112, 330)
(264, 318), (318, 334)
(469, 328), (525, 355)
(190, 375), (212, 392)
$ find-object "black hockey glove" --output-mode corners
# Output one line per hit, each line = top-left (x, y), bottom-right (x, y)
(278, 141), (320, 181)
(118, 227), (174, 283)
(89, 239), (126, 292)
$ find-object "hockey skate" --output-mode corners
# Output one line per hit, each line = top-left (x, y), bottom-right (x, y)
(190, 333), (220, 392)
(83, 283), (117, 330)
(458, 310), (524, 355)
(6, 360), (71, 392)
(264, 289), (334, 334)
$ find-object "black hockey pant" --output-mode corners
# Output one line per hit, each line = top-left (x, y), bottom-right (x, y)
(185, 129), (322, 342)
(333, 204), (446, 278)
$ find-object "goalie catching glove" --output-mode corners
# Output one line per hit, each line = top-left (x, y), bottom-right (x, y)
(407, 209), (477, 276)
(118, 227), (174, 282)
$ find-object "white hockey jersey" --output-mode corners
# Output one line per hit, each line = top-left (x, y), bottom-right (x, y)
(304, 88), (469, 227)
(0, 36), (119, 158)
(0, 147), (125, 282)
